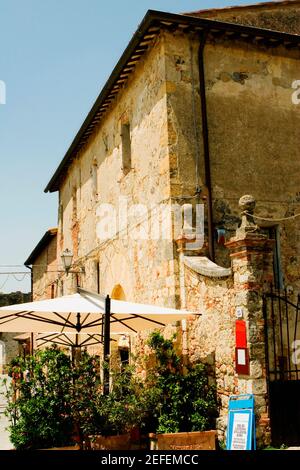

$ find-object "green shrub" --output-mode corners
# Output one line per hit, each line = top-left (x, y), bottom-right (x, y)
(89, 332), (218, 436)
(3, 332), (219, 447)
(3, 347), (101, 449)
(144, 332), (219, 434)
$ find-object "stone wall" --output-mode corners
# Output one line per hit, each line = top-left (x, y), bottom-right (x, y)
(0, 333), (20, 371)
(0, 292), (31, 370)
(164, 30), (300, 293)
(175, 196), (273, 447)
(184, 265), (235, 440)
(32, 234), (58, 300)
(130, 196), (274, 447)
(186, 2), (300, 34)
(58, 32), (181, 307)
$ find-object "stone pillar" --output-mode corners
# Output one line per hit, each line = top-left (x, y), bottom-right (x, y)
(225, 195), (274, 447)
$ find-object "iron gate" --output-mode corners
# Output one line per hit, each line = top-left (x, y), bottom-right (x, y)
(263, 288), (300, 446)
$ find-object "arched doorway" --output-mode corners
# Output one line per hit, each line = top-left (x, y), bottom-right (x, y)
(111, 285), (129, 367)
(111, 284), (126, 301)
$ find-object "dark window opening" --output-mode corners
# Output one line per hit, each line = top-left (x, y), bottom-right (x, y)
(121, 123), (132, 175)
(72, 187), (77, 221)
(119, 348), (129, 368)
(96, 262), (100, 294)
(59, 203), (64, 234)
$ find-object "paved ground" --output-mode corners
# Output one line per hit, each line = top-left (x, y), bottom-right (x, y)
(0, 375), (13, 450)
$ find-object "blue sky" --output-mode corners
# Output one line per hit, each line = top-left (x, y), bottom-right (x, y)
(0, 0), (255, 292)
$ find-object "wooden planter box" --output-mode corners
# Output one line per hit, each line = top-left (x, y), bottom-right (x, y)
(149, 430), (216, 450)
(87, 433), (131, 450)
(41, 445), (80, 450)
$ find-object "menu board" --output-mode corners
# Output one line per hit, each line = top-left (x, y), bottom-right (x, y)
(226, 395), (256, 450)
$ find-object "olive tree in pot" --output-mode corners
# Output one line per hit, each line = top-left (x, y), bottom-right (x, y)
(138, 332), (219, 450)
(86, 331), (219, 450)
(2, 347), (101, 450)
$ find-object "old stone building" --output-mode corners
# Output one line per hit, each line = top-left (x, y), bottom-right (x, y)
(38, 2), (300, 446)
(24, 228), (58, 301)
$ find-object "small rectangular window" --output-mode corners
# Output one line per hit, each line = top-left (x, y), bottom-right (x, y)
(121, 123), (132, 175)
(91, 158), (98, 200)
(119, 348), (129, 369)
(72, 187), (77, 221)
(58, 203), (64, 234)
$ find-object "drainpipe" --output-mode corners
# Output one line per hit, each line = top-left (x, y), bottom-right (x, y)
(25, 265), (34, 355)
(198, 31), (215, 262)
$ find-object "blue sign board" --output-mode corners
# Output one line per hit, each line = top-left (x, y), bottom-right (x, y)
(226, 394), (256, 450)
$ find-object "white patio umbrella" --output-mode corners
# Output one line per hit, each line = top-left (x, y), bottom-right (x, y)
(0, 288), (197, 394)
(0, 288), (194, 334)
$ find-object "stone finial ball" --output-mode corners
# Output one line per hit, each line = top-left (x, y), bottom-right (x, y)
(239, 194), (256, 212)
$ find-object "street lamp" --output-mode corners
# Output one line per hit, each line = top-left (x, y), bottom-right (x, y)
(60, 248), (85, 275)
(61, 248), (74, 274)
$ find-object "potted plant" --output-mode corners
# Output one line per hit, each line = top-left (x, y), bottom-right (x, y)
(138, 332), (219, 450)
(85, 365), (149, 450)
(3, 347), (101, 450)
(86, 331), (219, 451)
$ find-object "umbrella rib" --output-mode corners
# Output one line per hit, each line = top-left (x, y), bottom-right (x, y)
(124, 313), (166, 326)
(38, 333), (56, 340)
(52, 312), (76, 328)
(80, 334), (98, 346)
(80, 313), (91, 327)
(60, 333), (75, 346)
(81, 319), (103, 328)
(20, 313), (75, 329)
(60, 313), (72, 332)
(36, 339), (49, 348)
(23, 312), (74, 327)
(0, 310), (32, 325)
(48, 336), (71, 347)
(0, 309), (77, 330)
(46, 339), (74, 347)
(110, 314), (137, 333)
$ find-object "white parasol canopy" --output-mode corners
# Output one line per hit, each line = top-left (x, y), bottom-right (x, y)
(0, 288), (196, 334)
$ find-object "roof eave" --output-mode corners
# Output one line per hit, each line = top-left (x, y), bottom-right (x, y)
(45, 9), (300, 193)
(24, 228), (58, 266)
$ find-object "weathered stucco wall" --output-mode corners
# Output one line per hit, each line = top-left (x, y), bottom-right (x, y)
(184, 265), (235, 438)
(187, 2), (300, 34)
(58, 33), (180, 307)
(204, 39), (300, 290)
(32, 234), (58, 300)
(164, 30), (300, 292)
(0, 333), (20, 370)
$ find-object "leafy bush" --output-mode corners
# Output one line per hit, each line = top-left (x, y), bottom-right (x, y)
(3, 347), (101, 449)
(3, 332), (218, 448)
(90, 332), (218, 436)
(143, 332), (218, 434)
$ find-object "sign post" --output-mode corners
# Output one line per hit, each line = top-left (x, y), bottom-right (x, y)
(226, 394), (256, 450)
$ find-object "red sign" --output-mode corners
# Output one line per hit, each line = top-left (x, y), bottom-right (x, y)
(236, 320), (247, 348)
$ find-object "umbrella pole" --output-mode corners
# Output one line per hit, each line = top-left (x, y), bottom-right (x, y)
(103, 294), (111, 395)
